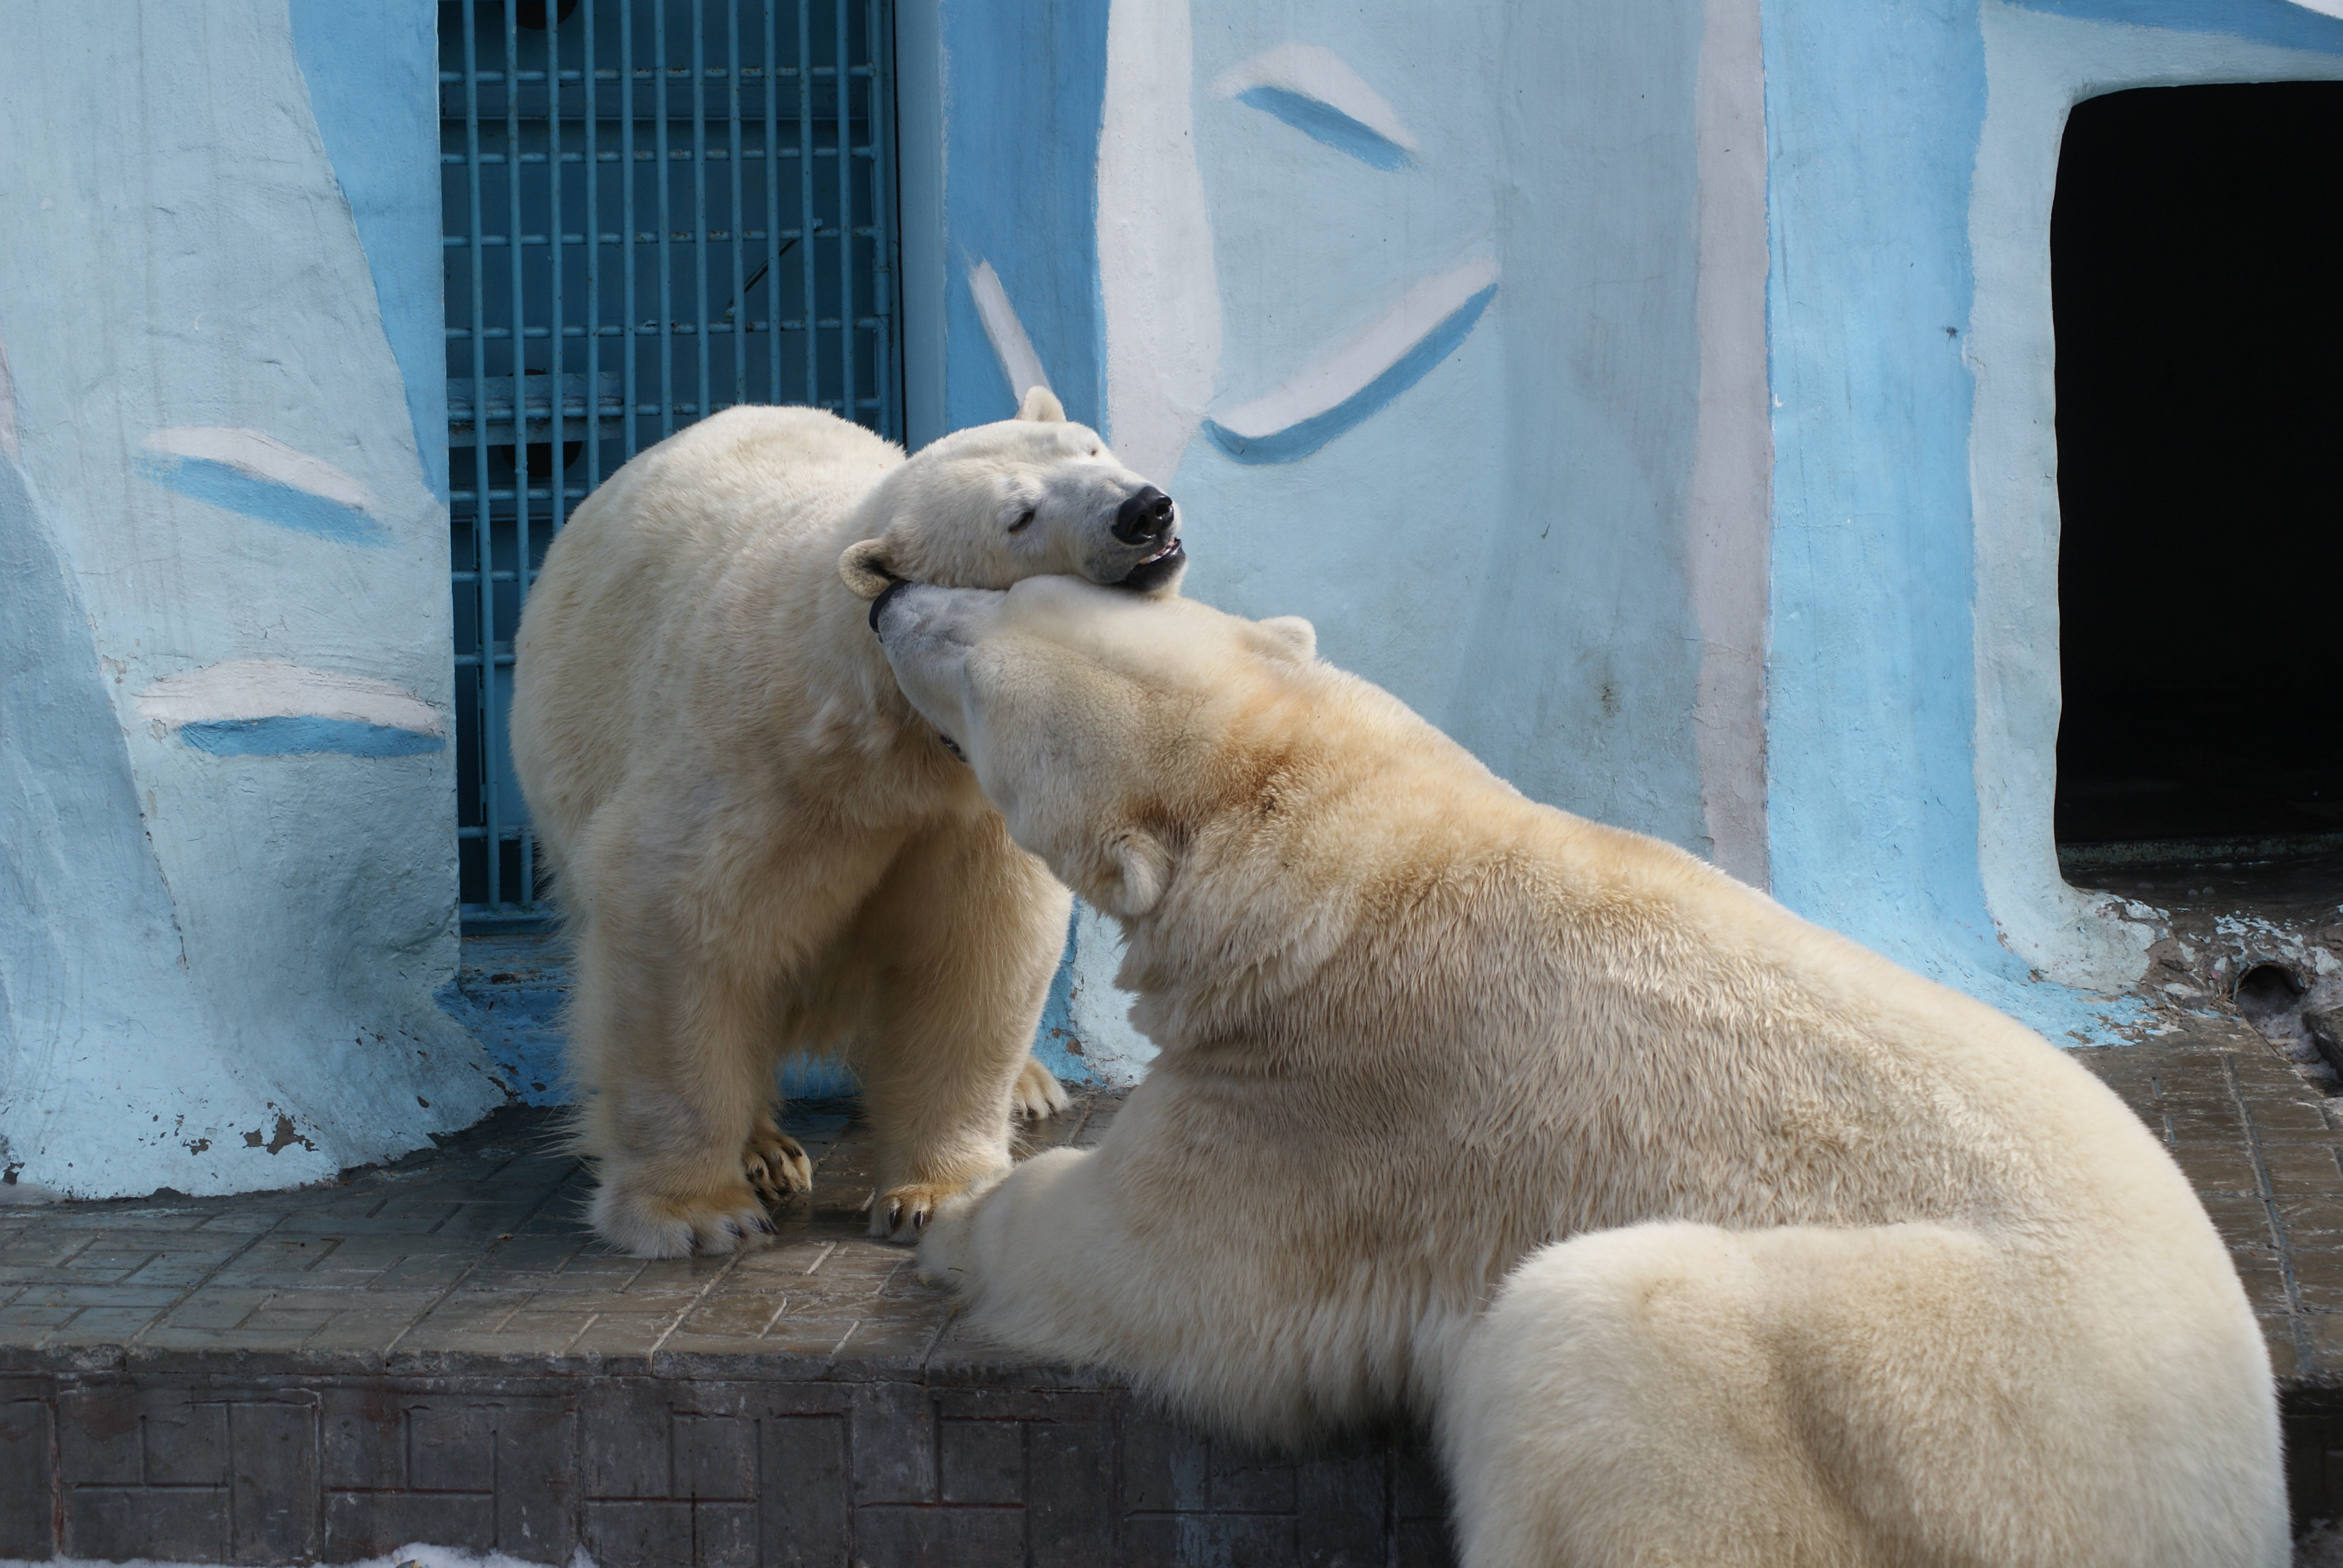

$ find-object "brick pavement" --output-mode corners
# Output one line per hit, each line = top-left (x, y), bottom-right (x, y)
(5, 1021), (2343, 1561)
(0, 1096), (1449, 1565)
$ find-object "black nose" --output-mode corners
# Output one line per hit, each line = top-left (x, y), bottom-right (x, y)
(1112, 486), (1175, 545)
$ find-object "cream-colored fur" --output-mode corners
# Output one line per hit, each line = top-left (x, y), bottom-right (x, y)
(872, 575), (2284, 1568)
(509, 394), (1185, 1257)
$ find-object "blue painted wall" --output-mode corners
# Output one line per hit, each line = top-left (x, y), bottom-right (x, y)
(1761, 0), (2343, 1039)
(937, 0), (1110, 429)
(1758, 0), (2011, 990)
(289, 0), (451, 501)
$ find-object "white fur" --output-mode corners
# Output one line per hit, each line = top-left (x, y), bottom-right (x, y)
(510, 405), (1181, 1258)
(877, 577), (2284, 1567)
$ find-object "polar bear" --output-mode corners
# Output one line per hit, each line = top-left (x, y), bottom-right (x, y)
(509, 393), (1185, 1258)
(870, 575), (2284, 1568)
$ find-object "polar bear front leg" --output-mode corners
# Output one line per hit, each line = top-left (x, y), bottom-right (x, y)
(915, 1147), (1127, 1358)
(570, 912), (787, 1258)
(847, 820), (1073, 1239)
(741, 1106), (815, 1206)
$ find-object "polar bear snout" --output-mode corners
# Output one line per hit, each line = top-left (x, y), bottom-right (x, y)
(1096, 485), (1184, 594)
(1112, 486), (1175, 546)
(870, 578), (1003, 648)
(871, 580), (1006, 751)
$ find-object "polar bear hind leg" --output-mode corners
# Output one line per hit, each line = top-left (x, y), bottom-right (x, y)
(842, 815), (1074, 1238)
(1441, 1221), (2284, 1568)
(569, 906), (791, 1258)
(1012, 1056), (1072, 1120)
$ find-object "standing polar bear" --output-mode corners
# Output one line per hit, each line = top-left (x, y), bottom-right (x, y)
(868, 576), (2285, 1568)
(510, 393), (1185, 1258)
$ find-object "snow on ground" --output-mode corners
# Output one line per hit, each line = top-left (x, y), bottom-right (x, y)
(1, 1550), (593, 1568)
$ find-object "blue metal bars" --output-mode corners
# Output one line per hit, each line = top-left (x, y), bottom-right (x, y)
(441, 0), (899, 927)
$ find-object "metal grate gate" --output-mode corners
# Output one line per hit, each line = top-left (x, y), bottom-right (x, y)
(440, 0), (899, 929)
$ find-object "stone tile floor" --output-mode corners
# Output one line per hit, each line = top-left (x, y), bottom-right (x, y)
(0, 1095), (1122, 1379)
(10, 1020), (2343, 1557)
(1, 1021), (2338, 1385)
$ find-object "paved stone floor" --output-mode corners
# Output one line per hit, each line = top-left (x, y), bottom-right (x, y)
(6, 1020), (2343, 1561)
(0, 1095), (1102, 1376)
(0, 1094), (1450, 1566)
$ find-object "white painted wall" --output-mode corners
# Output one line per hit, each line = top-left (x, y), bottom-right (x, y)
(0, 1), (500, 1198)
(976, 0), (1774, 1083)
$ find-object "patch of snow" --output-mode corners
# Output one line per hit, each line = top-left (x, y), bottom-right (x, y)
(2, 1548), (593, 1568)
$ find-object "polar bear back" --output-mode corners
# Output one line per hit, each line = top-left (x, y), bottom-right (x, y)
(513, 407), (905, 871)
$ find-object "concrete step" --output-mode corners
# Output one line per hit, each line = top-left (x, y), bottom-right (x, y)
(0, 1096), (1449, 1566)
(4, 1020), (2343, 1561)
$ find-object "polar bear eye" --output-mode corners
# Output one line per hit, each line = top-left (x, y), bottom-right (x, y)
(1008, 508), (1035, 533)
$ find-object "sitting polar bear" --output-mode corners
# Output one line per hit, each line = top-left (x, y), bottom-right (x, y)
(870, 575), (2284, 1568)
(510, 392), (1185, 1258)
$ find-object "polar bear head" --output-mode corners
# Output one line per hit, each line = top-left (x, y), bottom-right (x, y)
(868, 573), (1323, 918)
(840, 387), (1187, 604)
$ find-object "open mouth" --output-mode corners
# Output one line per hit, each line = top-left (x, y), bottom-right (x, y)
(1113, 536), (1186, 593)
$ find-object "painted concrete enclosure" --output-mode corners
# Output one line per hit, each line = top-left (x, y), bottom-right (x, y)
(920, 0), (2343, 1063)
(908, 0), (1774, 1074)
(0, 2), (502, 1198)
(7, 0), (2342, 1197)
(1761, 0), (2343, 1040)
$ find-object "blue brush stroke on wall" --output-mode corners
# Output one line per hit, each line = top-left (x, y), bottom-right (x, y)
(1030, 906), (1093, 1085)
(179, 717), (444, 758)
(1204, 283), (1497, 464)
(2008, 0), (2343, 51)
(940, 0), (1110, 429)
(1235, 84), (1414, 169)
(135, 452), (392, 546)
(287, 0), (450, 500)
(781, 1057), (862, 1099)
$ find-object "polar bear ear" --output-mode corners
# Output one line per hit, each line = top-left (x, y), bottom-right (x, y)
(1100, 827), (1173, 918)
(839, 538), (897, 600)
(1015, 385), (1066, 424)
(1250, 615), (1317, 664)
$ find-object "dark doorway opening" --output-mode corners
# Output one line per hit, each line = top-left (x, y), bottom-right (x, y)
(2052, 82), (2343, 855)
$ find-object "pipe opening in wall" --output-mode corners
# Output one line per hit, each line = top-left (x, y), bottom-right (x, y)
(2235, 962), (2305, 1025)
(2052, 82), (2343, 871)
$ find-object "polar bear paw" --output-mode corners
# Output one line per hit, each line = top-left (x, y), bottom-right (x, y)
(871, 1180), (969, 1241)
(742, 1117), (814, 1206)
(1012, 1056), (1071, 1120)
(589, 1178), (777, 1259)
